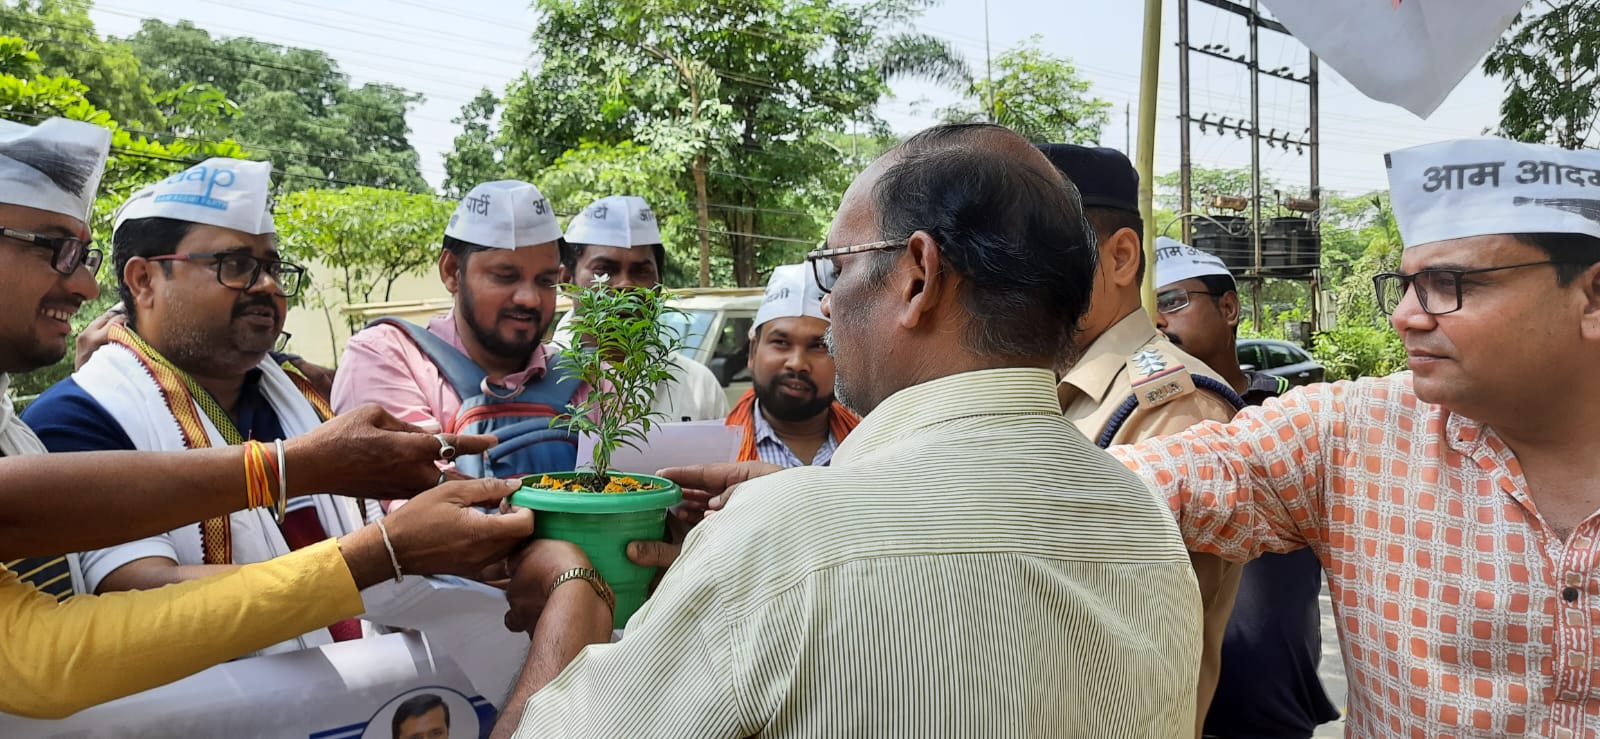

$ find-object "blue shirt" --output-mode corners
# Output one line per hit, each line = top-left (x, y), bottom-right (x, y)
(750, 400), (838, 468)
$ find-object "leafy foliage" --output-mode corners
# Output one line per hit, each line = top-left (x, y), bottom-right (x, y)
(1483, 0), (1600, 149)
(442, 88), (503, 198)
(940, 36), (1111, 144)
(498, 0), (967, 286)
(124, 19), (428, 192)
(275, 187), (455, 357)
(554, 281), (686, 484)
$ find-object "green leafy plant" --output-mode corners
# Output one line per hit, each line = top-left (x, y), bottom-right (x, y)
(553, 277), (686, 488)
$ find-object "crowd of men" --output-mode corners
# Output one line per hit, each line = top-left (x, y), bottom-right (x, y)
(3, 110), (1600, 738)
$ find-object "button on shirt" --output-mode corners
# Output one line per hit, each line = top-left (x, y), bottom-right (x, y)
(511, 368), (1202, 738)
(750, 399), (839, 467)
(1111, 372), (1600, 737)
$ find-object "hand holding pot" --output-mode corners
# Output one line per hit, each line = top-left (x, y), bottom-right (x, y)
(658, 461), (784, 519)
(505, 538), (595, 633)
(285, 404), (496, 499)
(381, 479), (533, 577)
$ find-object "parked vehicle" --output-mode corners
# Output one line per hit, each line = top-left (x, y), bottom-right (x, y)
(1236, 338), (1325, 386)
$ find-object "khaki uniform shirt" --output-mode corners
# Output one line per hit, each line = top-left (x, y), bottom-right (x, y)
(1060, 308), (1243, 737)
(513, 368), (1201, 738)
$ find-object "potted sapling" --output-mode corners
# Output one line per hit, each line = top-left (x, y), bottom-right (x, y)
(511, 276), (685, 627)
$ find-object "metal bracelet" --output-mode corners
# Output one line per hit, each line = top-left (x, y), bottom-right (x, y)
(375, 519), (404, 583)
(273, 438), (288, 524)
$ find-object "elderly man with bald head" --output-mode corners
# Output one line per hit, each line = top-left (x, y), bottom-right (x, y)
(488, 123), (1203, 739)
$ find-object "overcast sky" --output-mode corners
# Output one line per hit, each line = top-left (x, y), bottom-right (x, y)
(86, 0), (1508, 198)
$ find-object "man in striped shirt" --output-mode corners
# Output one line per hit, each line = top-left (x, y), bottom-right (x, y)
(490, 123), (1204, 738)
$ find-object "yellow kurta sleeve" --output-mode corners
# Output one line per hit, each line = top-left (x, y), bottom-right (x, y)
(0, 538), (363, 719)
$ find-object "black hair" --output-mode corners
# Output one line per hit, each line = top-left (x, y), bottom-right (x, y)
(1195, 273), (1237, 296)
(442, 234), (493, 267)
(559, 240), (667, 276)
(869, 123), (1099, 365)
(1082, 206), (1145, 286)
(0, 138), (99, 196)
(112, 217), (194, 328)
(1515, 232), (1600, 285)
(390, 693), (449, 739)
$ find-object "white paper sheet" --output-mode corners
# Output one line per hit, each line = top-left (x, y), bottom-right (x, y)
(575, 419), (744, 475)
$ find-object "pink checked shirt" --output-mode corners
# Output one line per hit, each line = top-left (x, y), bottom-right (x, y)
(1112, 372), (1600, 738)
(331, 311), (570, 431)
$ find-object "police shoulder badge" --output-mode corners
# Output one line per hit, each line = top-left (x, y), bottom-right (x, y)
(1127, 346), (1197, 410)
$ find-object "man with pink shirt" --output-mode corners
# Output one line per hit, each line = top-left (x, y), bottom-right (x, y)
(333, 180), (583, 479)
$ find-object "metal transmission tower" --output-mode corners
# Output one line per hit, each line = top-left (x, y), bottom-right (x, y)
(1177, 0), (1322, 335)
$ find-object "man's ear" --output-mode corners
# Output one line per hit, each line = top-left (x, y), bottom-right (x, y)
(122, 257), (158, 317)
(1104, 227), (1143, 289)
(439, 251), (460, 294)
(897, 230), (946, 330)
(1218, 290), (1242, 328)
(1578, 263), (1600, 341)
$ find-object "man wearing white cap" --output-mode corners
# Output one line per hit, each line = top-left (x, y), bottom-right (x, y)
(333, 179), (585, 479)
(0, 117), (533, 718)
(1112, 138), (1600, 737)
(23, 157), (377, 653)
(724, 264), (858, 467)
(556, 195), (728, 422)
(1150, 237), (1339, 739)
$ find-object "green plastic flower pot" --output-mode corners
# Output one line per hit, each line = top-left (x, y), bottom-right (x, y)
(512, 472), (682, 628)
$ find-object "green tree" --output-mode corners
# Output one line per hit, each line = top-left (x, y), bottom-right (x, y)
(442, 88), (503, 198)
(0, 0), (164, 127)
(1483, 0), (1600, 149)
(498, 0), (967, 287)
(1155, 166), (1276, 214)
(276, 186), (455, 354)
(1312, 195), (1405, 380)
(940, 36), (1110, 144)
(125, 19), (429, 192)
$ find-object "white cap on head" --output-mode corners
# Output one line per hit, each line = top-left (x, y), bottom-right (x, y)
(564, 195), (662, 247)
(1387, 138), (1600, 248)
(0, 117), (110, 224)
(754, 264), (829, 331)
(445, 180), (562, 249)
(1154, 236), (1233, 290)
(114, 157), (276, 235)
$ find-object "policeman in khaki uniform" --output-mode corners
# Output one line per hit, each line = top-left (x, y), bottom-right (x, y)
(1039, 144), (1243, 737)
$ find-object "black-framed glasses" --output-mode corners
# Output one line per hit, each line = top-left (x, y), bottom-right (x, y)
(1372, 260), (1574, 316)
(0, 226), (102, 275)
(146, 251), (306, 297)
(1155, 288), (1225, 314)
(804, 239), (907, 293)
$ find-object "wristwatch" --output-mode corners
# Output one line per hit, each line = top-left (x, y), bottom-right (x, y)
(551, 567), (616, 614)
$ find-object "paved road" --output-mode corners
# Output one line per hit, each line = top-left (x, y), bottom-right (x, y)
(1313, 584), (1348, 738)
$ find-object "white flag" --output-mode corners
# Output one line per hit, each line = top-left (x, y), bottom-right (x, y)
(1259, 0), (1528, 118)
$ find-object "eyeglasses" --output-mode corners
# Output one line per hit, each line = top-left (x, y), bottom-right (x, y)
(804, 239), (907, 293)
(0, 226), (102, 275)
(1372, 260), (1574, 316)
(146, 251), (307, 298)
(1155, 288), (1225, 314)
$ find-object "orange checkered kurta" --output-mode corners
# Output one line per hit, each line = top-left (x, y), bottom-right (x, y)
(1112, 372), (1597, 739)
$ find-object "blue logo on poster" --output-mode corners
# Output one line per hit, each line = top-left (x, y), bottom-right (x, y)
(155, 165), (236, 211)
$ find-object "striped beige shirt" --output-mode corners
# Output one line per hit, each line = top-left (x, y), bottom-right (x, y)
(513, 367), (1201, 738)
